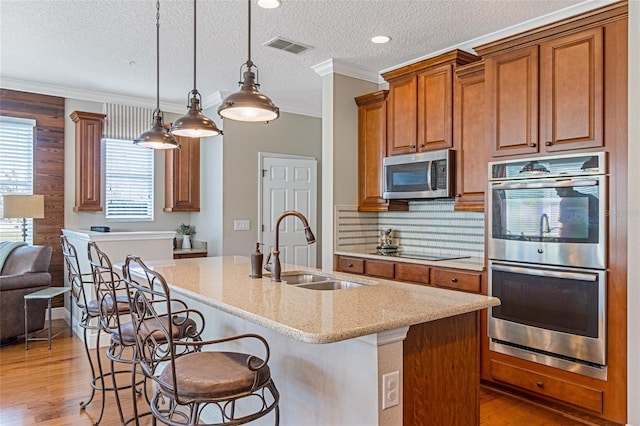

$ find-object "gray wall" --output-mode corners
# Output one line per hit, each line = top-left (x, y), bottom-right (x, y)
(63, 98), (191, 233)
(217, 111), (322, 260)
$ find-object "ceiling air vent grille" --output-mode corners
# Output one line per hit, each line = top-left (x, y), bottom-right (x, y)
(263, 37), (312, 55)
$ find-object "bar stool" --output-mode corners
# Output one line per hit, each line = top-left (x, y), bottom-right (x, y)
(60, 236), (103, 414)
(87, 241), (146, 424)
(122, 255), (280, 425)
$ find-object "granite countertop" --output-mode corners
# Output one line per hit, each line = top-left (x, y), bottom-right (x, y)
(121, 256), (498, 344)
(334, 249), (486, 271)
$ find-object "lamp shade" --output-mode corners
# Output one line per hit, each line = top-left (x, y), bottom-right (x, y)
(171, 93), (222, 137)
(2, 194), (45, 219)
(218, 69), (280, 122)
(134, 112), (181, 149)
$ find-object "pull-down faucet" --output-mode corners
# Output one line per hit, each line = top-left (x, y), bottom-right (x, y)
(264, 210), (316, 282)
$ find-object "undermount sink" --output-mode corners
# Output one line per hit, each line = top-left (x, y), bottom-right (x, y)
(282, 274), (332, 285)
(297, 280), (365, 291)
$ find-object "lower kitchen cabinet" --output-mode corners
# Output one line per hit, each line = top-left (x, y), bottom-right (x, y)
(335, 255), (480, 293)
(489, 360), (603, 413)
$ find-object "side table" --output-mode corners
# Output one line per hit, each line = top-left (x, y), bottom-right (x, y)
(24, 287), (72, 350)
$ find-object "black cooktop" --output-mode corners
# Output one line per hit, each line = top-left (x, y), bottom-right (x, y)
(370, 252), (471, 261)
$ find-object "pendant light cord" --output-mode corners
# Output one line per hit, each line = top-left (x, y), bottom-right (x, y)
(155, 0), (160, 112)
(193, 0), (197, 91)
(247, 0), (252, 67)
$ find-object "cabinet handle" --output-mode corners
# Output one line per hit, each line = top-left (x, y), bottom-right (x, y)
(419, 143), (425, 148)
(545, 141), (552, 146)
(347, 263), (353, 268)
(410, 144), (416, 148)
(536, 381), (544, 388)
(455, 194), (461, 198)
(529, 143), (536, 147)
(451, 278), (458, 283)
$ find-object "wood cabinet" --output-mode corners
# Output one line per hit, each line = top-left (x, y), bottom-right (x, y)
(336, 255), (480, 293)
(164, 136), (200, 212)
(382, 50), (479, 156)
(355, 91), (407, 212)
(486, 27), (603, 157)
(476, 3), (628, 423)
(453, 61), (488, 211)
(70, 111), (106, 212)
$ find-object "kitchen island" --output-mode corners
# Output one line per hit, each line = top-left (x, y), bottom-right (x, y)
(123, 256), (499, 425)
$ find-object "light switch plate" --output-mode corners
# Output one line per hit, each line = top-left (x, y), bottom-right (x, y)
(233, 219), (251, 231)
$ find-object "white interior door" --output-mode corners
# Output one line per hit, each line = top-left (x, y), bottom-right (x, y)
(261, 155), (317, 268)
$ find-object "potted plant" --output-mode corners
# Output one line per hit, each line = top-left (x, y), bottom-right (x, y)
(176, 223), (195, 249)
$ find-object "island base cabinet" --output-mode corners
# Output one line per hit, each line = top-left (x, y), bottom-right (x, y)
(404, 312), (479, 425)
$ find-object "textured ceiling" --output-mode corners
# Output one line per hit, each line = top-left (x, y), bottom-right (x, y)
(0, 0), (604, 118)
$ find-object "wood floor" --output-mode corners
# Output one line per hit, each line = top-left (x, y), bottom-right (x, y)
(0, 322), (599, 425)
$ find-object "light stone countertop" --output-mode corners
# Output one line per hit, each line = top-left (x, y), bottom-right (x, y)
(334, 249), (486, 271)
(122, 256), (499, 344)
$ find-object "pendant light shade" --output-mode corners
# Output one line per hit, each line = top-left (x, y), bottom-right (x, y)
(136, 110), (181, 149)
(218, 0), (279, 123)
(134, 0), (180, 149)
(171, 0), (222, 137)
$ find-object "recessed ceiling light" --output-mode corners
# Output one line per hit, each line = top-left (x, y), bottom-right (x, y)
(258, 0), (282, 9)
(371, 35), (391, 44)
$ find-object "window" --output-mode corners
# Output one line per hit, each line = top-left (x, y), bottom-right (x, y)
(104, 138), (154, 221)
(0, 116), (36, 242)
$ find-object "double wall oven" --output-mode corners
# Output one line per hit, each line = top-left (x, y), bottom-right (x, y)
(487, 152), (607, 379)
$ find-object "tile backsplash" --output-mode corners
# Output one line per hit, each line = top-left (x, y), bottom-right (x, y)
(335, 200), (485, 258)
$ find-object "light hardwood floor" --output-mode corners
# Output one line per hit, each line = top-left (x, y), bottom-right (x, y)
(0, 322), (606, 425)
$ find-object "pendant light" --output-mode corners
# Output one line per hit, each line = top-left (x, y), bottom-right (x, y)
(218, 0), (280, 123)
(134, 0), (180, 149)
(171, 0), (222, 137)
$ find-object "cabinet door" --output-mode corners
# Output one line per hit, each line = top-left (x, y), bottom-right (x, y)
(417, 64), (453, 151)
(70, 111), (106, 212)
(364, 259), (395, 279)
(454, 63), (487, 211)
(432, 268), (481, 293)
(164, 136), (200, 212)
(387, 74), (418, 155)
(338, 256), (365, 274)
(540, 27), (603, 152)
(487, 46), (539, 157)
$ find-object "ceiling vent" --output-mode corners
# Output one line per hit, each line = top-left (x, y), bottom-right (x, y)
(263, 37), (312, 55)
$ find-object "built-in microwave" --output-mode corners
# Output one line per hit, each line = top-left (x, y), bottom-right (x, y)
(383, 149), (454, 199)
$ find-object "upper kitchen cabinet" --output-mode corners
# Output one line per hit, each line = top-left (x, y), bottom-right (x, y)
(70, 110), (106, 212)
(382, 50), (479, 156)
(453, 61), (488, 211)
(355, 90), (408, 212)
(164, 136), (200, 212)
(480, 24), (605, 157)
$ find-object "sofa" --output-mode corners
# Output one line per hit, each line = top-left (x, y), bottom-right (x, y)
(0, 244), (52, 344)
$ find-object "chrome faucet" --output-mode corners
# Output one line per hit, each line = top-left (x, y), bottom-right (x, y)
(539, 213), (550, 240)
(264, 210), (316, 282)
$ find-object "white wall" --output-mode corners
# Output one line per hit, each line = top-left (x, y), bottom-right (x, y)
(627, 2), (639, 424)
(63, 98), (191, 234)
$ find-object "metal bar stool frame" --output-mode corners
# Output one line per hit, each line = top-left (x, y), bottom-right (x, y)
(123, 255), (280, 426)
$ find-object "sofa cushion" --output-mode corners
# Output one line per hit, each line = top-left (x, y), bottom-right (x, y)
(1, 245), (52, 275)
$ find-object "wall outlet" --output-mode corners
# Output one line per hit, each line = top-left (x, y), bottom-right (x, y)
(233, 220), (251, 231)
(382, 371), (400, 409)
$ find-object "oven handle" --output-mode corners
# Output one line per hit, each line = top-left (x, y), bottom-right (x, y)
(491, 263), (597, 282)
(427, 160), (433, 190)
(492, 179), (599, 190)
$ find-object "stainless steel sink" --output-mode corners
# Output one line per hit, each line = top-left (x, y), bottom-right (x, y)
(296, 280), (364, 291)
(282, 274), (332, 284)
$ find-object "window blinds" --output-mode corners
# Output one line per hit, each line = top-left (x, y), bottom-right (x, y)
(0, 116), (36, 242)
(104, 139), (154, 221)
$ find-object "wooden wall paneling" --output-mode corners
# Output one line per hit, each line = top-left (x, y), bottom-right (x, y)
(0, 89), (65, 306)
(70, 111), (105, 212)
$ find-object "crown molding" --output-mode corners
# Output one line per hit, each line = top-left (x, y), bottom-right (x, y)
(311, 58), (380, 83)
(0, 77), (185, 113)
(379, 0), (620, 76)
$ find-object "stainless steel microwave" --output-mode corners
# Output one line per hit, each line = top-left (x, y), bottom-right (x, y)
(383, 149), (454, 199)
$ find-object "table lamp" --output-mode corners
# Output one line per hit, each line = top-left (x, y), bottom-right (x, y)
(1, 194), (45, 242)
